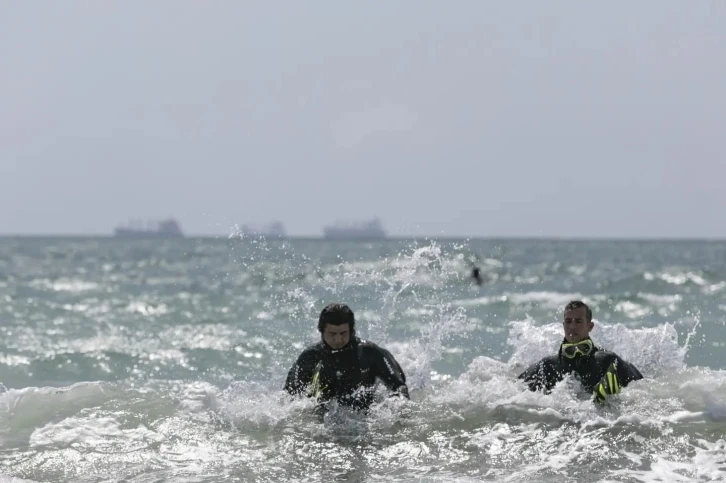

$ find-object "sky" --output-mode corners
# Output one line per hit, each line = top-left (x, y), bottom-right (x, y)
(1, 1), (724, 238)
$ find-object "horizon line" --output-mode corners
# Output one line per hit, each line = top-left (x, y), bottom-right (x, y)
(1, 234), (725, 242)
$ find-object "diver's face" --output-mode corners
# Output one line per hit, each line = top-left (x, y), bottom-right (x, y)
(322, 323), (351, 350)
(563, 307), (594, 343)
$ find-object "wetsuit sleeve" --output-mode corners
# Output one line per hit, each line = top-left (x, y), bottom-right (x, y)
(518, 356), (560, 393)
(372, 347), (410, 398)
(613, 356), (643, 387)
(284, 349), (318, 396)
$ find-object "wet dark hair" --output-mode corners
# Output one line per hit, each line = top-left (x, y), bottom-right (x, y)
(318, 303), (356, 335)
(565, 300), (592, 321)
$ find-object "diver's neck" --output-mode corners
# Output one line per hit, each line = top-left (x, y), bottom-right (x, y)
(322, 337), (357, 352)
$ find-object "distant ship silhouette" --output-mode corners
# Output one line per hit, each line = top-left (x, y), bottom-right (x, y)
(113, 218), (184, 239)
(323, 218), (386, 240)
(238, 222), (286, 238)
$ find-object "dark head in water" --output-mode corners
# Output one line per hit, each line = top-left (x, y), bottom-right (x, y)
(318, 303), (355, 350)
(471, 266), (483, 285)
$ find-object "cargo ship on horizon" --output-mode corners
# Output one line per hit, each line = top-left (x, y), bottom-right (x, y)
(236, 222), (286, 238)
(113, 218), (184, 239)
(322, 218), (387, 240)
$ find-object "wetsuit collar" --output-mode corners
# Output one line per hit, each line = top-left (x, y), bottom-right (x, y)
(321, 336), (359, 354)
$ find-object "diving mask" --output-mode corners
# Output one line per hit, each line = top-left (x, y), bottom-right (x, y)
(561, 339), (594, 359)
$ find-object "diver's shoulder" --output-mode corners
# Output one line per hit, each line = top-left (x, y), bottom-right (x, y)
(518, 354), (561, 384)
(521, 354), (559, 374)
(356, 338), (390, 355)
(537, 354), (560, 367)
(593, 348), (637, 367)
(593, 347), (620, 362)
(356, 337), (379, 351)
(299, 341), (326, 356)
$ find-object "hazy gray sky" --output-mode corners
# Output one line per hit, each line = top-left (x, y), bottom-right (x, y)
(1, 1), (724, 237)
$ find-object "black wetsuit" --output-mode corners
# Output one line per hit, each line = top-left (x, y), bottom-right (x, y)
(472, 267), (483, 285)
(284, 336), (409, 411)
(518, 338), (643, 394)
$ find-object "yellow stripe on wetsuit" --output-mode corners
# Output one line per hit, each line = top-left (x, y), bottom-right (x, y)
(607, 371), (621, 394)
(308, 362), (326, 399)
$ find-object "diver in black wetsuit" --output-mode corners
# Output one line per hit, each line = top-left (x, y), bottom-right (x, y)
(519, 300), (643, 403)
(471, 266), (483, 285)
(284, 303), (409, 412)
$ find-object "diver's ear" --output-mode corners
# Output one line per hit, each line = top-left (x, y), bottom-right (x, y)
(587, 320), (595, 333)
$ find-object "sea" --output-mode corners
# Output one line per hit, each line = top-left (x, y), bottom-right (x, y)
(1, 236), (725, 482)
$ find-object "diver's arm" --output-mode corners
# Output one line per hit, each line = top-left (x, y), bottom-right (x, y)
(592, 354), (643, 403)
(613, 356), (643, 387)
(518, 357), (560, 393)
(372, 347), (410, 398)
(284, 349), (318, 396)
